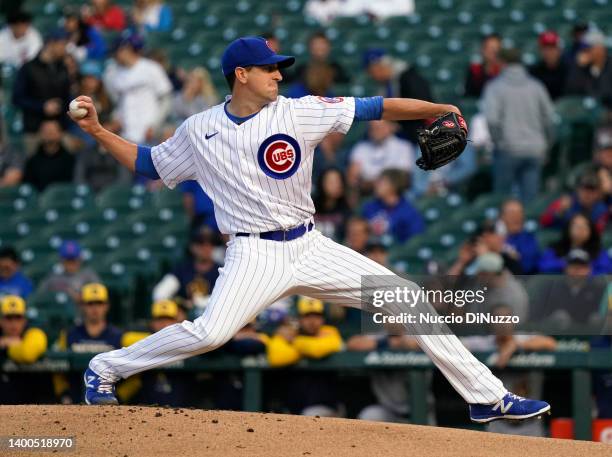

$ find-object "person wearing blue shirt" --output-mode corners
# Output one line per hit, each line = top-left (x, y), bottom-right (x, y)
(180, 180), (218, 231)
(0, 247), (33, 299)
(499, 199), (541, 274)
(362, 169), (425, 244)
(538, 213), (612, 274)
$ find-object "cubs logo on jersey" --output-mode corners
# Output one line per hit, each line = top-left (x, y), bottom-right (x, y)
(257, 134), (301, 179)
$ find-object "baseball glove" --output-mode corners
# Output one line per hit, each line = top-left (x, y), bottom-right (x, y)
(416, 112), (468, 170)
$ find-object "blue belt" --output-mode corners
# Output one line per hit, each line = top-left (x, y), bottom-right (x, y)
(236, 222), (314, 241)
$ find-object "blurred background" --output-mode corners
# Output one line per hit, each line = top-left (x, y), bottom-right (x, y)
(0, 0), (611, 443)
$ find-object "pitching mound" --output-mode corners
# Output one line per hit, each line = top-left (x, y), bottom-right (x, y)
(1, 405), (609, 457)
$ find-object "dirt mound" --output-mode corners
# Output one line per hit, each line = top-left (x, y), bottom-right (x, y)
(1, 405), (609, 457)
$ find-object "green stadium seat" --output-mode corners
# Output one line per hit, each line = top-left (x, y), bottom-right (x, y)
(39, 183), (93, 211)
(22, 256), (60, 284)
(153, 188), (184, 210)
(535, 229), (560, 249)
(96, 184), (150, 212)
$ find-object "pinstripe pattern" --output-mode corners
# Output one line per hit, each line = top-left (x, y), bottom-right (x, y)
(91, 94), (508, 406)
(90, 230), (505, 404)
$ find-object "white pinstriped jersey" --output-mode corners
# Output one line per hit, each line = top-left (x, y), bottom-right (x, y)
(151, 95), (355, 234)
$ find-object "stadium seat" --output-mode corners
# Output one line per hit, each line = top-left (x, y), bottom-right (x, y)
(535, 229), (561, 248)
(153, 188), (184, 210)
(96, 184), (150, 212)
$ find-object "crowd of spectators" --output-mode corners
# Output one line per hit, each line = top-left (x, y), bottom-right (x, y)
(0, 0), (611, 432)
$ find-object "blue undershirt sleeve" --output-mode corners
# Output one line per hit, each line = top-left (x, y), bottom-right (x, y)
(354, 96), (384, 121)
(135, 145), (160, 179)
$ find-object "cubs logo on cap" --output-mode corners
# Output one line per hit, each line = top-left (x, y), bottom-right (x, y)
(257, 134), (301, 179)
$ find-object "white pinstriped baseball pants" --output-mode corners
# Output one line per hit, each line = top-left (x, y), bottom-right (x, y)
(90, 229), (507, 404)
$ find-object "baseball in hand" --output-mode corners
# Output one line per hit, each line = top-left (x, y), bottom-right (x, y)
(69, 99), (88, 119)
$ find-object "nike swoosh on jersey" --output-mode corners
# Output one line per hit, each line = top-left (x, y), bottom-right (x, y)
(205, 132), (219, 140)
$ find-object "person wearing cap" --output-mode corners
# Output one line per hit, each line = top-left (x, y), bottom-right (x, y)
(472, 252), (529, 320)
(464, 33), (502, 97)
(81, 0), (126, 32)
(529, 31), (568, 100)
(483, 47), (556, 203)
(12, 28), (72, 154)
(63, 7), (107, 62)
(566, 28), (612, 108)
(540, 169), (609, 232)
(0, 247), (33, 298)
(54, 283), (124, 403)
(0, 295), (51, 404)
(152, 227), (221, 308)
(591, 124), (612, 206)
(533, 248), (608, 326)
(102, 31), (172, 145)
(38, 240), (100, 302)
(539, 213), (612, 275)
(0, 10), (42, 67)
(73, 35), (551, 426)
(267, 296), (343, 417)
(363, 48), (434, 144)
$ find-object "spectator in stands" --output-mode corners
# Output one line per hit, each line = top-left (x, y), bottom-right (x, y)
(0, 10), (42, 67)
(103, 33), (173, 144)
(38, 241), (100, 302)
(529, 31), (568, 100)
(312, 131), (348, 190)
(347, 332), (420, 423)
(362, 169), (425, 244)
(81, 0), (126, 32)
(347, 120), (414, 197)
(592, 125), (612, 204)
(23, 120), (75, 192)
(121, 300), (195, 407)
(54, 283), (125, 403)
(477, 220), (524, 275)
(498, 199), (540, 274)
(344, 216), (370, 254)
(313, 167), (352, 241)
(540, 170), (608, 232)
(286, 61), (336, 99)
(267, 297), (343, 416)
(483, 48), (555, 203)
(288, 31), (348, 85)
(63, 8), (107, 62)
(172, 67), (219, 123)
(533, 248), (608, 327)
(180, 179), (218, 231)
(70, 60), (114, 154)
(539, 213), (612, 274)
(146, 48), (185, 92)
(565, 29), (612, 108)
(364, 237), (389, 268)
(461, 304), (556, 437)
(464, 33), (502, 97)
(0, 295), (50, 404)
(12, 29), (72, 154)
(305, 0), (415, 24)
(563, 22), (589, 67)
(0, 247), (33, 298)
(472, 252), (529, 320)
(132, 0), (173, 33)
(152, 227), (221, 309)
(364, 48), (433, 144)
(214, 320), (269, 410)
(0, 141), (24, 188)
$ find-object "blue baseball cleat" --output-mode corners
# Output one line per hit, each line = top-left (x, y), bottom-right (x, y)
(84, 367), (118, 405)
(469, 392), (550, 423)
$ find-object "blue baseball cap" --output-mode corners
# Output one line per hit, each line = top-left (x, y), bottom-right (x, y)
(59, 240), (81, 260)
(363, 48), (386, 68)
(221, 36), (295, 76)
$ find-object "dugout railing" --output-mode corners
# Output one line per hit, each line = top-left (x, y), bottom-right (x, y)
(3, 350), (612, 440)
